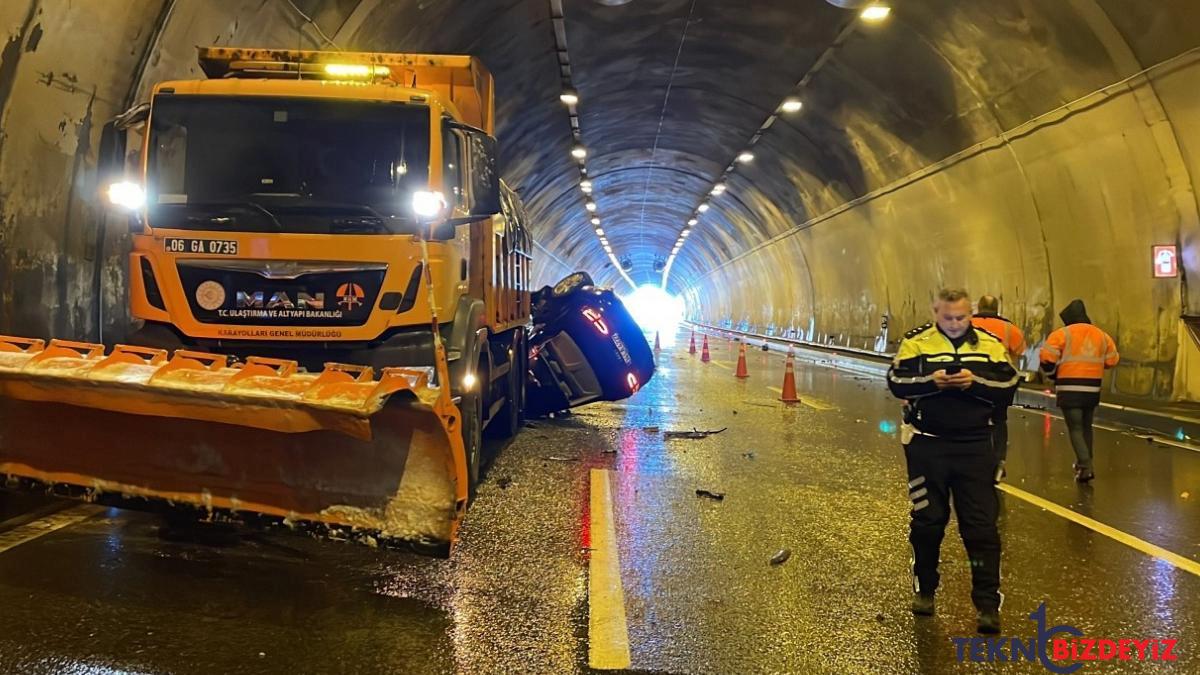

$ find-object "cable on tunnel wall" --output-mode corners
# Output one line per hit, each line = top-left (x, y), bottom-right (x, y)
(547, 0), (637, 292)
(684, 43), (1200, 294)
(660, 15), (860, 290)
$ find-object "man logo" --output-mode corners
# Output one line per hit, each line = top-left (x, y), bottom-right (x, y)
(337, 283), (366, 311)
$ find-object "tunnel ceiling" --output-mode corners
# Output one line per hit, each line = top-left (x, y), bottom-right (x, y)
(328, 0), (1200, 294)
(3, 0), (1200, 340)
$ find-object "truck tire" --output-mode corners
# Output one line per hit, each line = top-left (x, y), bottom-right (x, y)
(487, 330), (525, 439)
(461, 389), (483, 504)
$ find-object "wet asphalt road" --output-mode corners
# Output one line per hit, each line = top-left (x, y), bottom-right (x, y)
(0, 328), (1196, 674)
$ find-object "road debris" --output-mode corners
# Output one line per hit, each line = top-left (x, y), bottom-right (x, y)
(742, 452), (756, 460)
(665, 427), (728, 440)
(642, 426), (660, 433)
(543, 455), (580, 462)
(496, 477), (514, 489)
(695, 489), (725, 501)
(769, 549), (792, 565)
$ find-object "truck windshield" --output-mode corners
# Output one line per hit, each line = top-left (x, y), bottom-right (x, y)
(147, 95), (431, 234)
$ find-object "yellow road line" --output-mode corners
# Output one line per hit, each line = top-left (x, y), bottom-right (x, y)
(998, 483), (1200, 577)
(589, 469), (632, 670)
(766, 386), (837, 411)
(709, 360), (731, 370)
(0, 504), (105, 554)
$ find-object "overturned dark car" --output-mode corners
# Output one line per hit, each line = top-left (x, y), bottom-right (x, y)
(525, 272), (656, 416)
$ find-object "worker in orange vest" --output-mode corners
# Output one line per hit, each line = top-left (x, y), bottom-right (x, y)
(971, 295), (1026, 483)
(1039, 299), (1119, 482)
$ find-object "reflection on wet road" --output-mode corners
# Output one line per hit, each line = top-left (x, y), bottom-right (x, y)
(0, 329), (1196, 673)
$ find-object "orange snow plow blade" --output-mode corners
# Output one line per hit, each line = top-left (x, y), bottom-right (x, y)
(0, 336), (467, 554)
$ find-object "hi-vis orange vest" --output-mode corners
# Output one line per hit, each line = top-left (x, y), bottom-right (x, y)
(971, 315), (1026, 361)
(1039, 324), (1118, 399)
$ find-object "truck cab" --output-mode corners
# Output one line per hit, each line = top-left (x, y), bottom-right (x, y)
(99, 48), (532, 492)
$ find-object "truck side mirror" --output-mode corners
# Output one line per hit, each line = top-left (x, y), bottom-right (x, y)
(97, 121), (127, 197)
(451, 123), (501, 217)
(99, 104), (152, 230)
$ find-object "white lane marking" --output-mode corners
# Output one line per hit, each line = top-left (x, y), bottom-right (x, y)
(589, 468), (631, 670)
(0, 504), (106, 554)
(998, 484), (1200, 577)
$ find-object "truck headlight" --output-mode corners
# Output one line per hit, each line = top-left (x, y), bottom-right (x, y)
(107, 181), (145, 210)
(412, 190), (446, 218)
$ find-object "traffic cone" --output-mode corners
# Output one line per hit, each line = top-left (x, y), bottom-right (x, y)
(779, 353), (801, 403)
(654, 331), (661, 353)
(734, 342), (749, 379)
(689, 330), (697, 355)
(701, 335), (711, 363)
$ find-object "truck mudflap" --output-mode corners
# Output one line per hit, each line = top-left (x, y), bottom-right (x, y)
(0, 336), (468, 553)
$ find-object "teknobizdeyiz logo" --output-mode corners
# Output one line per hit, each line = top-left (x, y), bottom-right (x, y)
(953, 603), (1178, 672)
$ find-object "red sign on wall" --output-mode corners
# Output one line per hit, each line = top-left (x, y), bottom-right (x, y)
(1153, 245), (1179, 278)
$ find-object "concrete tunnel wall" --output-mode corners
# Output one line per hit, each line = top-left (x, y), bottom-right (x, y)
(2, 1), (1200, 401)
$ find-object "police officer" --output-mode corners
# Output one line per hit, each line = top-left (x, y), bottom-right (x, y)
(970, 295), (1026, 482)
(888, 288), (1019, 634)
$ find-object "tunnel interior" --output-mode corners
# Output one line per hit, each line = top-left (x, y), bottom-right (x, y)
(2, 0), (1200, 401)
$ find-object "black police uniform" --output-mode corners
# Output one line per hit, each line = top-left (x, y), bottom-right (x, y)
(887, 323), (1019, 612)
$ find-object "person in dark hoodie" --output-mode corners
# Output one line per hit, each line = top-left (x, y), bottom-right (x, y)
(1039, 300), (1119, 482)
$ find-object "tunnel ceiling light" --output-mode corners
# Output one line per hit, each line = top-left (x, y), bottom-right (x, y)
(581, 184), (593, 195)
(681, 229), (690, 237)
(560, 89), (580, 105)
(603, 245), (612, 253)
(688, 218), (698, 226)
(591, 216), (601, 225)
(571, 145), (588, 160)
(860, 5), (891, 21)
(781, 98), (803, 113)
(737, 152), (755, 163)
(595, 227), (605, 236)
(697, 203), (710, 213)
(711, 184), (726, 195)
(580, 179), (593, 190)
(585, 200), (598, 212)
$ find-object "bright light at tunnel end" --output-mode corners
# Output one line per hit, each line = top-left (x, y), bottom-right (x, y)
(860, 4), (891, 21)
(623, 285), (685, 340)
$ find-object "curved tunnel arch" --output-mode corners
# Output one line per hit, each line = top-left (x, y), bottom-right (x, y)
(1, 0), (1199, 399)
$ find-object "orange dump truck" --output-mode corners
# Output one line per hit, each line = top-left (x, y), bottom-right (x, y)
(0, 48), (533, 555)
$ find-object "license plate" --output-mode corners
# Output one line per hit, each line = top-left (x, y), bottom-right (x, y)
(164, 238), (239, 256)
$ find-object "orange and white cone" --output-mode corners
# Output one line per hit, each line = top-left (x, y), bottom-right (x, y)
(779, 353), (801, 403)
(735, 342), (749, 379)
(689, 330), (697, 355)
(701, 334), (711, 363)
(654, 331), (661, 353)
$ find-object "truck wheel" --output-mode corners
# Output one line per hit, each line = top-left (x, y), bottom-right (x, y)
(487, 332), (525, 439)
(461, 390), (483, 504)
(551, 272), (593, 297)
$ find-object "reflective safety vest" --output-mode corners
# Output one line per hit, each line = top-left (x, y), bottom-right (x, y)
(888, 324), (1019, 441)
(971, 315), (1026, 361)
(1039, 324), (1118, 401)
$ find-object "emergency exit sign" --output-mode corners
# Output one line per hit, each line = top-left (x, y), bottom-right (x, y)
(1153, 245), (1178, 278)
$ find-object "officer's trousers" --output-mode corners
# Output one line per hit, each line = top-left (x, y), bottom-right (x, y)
(904, 434), (1001, 611)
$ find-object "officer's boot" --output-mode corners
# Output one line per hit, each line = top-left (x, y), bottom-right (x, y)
(911, 593), (935, 616)
(977, 609), (1001, 634)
